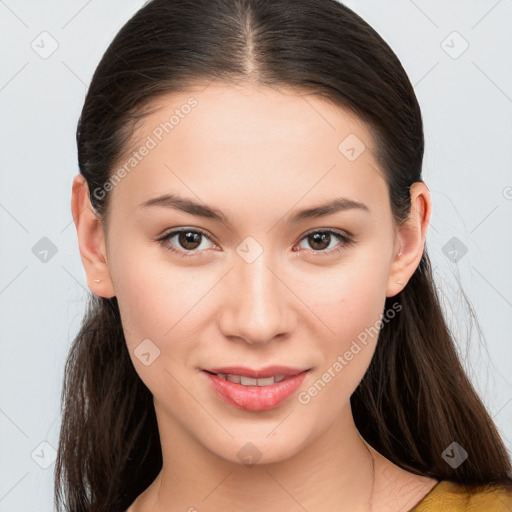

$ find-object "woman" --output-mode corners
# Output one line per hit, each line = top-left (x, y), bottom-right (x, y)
(55, 0), (512, 510)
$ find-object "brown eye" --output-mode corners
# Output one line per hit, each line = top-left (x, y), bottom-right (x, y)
(157, 228), (215, 257)
(177, 231), (202, 250)
(296, 229), (355, 255)
(307, 232), (332, 251)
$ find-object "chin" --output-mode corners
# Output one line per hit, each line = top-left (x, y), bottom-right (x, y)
(205, 430), (308, 467)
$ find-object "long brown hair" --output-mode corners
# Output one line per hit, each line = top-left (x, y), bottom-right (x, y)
(55, 0), (512, 510)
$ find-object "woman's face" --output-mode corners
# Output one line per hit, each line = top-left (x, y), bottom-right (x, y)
(100, 82), (409, 464)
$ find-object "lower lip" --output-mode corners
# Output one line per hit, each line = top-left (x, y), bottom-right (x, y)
(202, 370), (309, 412)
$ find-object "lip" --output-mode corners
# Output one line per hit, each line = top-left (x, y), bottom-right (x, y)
(203, 365), (309, 379)
(202, 367), (310, 412)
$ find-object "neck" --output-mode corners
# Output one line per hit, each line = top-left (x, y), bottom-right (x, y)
(136, 402), (378, 512)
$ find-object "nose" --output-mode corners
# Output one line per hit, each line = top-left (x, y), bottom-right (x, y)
(217, 251), (295, 345)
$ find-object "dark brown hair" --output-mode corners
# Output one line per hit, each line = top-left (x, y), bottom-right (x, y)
(55, 0), (512, 510)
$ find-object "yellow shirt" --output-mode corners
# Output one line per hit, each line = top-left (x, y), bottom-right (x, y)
(411, 480), (512, 511)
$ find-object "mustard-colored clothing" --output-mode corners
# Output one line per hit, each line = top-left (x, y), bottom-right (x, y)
(411, 480), (512, 511)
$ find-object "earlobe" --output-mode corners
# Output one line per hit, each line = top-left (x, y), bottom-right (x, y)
(386, 182), (432, 297)
(71, 174), (116, 298)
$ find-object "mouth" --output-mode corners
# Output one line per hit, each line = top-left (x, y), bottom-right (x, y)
(203, 365), (310, 380)
(205, 372), (288, 386)
(201, 366), (311, 411)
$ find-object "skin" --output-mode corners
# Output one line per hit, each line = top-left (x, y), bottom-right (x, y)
(71, 81), (436, 512)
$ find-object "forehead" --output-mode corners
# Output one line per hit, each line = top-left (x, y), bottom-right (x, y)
(108, 82), (387, 220)
(133, 81), (376, 152)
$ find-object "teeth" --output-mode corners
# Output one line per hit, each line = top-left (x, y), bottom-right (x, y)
(215, 373), (288, 386)
(253, 377), (275, 386)
(241, 376), (258, 386)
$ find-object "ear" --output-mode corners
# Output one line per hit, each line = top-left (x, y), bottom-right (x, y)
(386, 181), (432, 297)
(71, 173), (116, 298)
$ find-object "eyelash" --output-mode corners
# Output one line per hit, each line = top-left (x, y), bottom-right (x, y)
(156, 227), (356, 258)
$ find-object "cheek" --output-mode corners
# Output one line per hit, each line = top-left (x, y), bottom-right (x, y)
(108, 233), (198, 338)
(302, 248), (391, 339)
(298, 293), (385, 414)
(299, 247), (391, 397)
(109, 245), (227, 400)
(106, 242), (194, 371)
(321, 285), (385, 384)
(115, 281), (195, 403)
(109, 225), (393, 400)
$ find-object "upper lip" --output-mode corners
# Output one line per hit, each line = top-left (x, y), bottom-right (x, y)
(203, 366), (310, 379)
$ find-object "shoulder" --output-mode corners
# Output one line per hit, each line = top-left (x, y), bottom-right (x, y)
(411, 480), (512, 511)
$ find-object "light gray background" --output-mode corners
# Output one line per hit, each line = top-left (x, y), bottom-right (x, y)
(1, 0), (511, 510)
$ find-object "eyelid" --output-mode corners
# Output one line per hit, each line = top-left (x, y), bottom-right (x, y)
(301, 226), (353, 240)
(294, 228), (356, 255)
(156, 227), (217, 257)
(156, 226), (356, 257)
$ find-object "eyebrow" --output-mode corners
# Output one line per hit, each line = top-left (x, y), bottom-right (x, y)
(138, 193), (369, 225)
